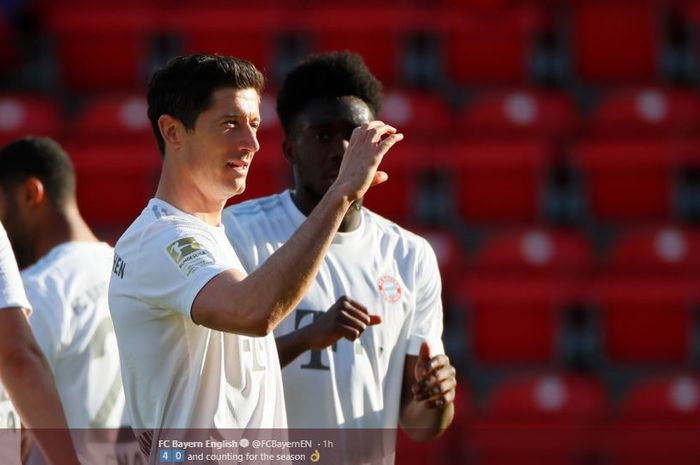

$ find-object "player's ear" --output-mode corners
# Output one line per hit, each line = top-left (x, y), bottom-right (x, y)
(22, 177), (45, 208)
(158, 114), (185, 152)
(282, 139), (295, 166)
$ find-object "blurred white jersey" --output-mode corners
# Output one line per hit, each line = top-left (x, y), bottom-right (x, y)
(22, 241), (125, 429)
(223, 191), (445, 431)
(0, 222), (30, 465)
(108, 198), (287, 433)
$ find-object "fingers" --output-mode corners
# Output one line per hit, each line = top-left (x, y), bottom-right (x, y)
(351, 121), (397, 144)
(412, 363), (458, 409)
(370, 171), (389, 187)
(350, 121), (403, 153)
(332, 296), (381, 341)
(376, 132), (404, 154)
(415, 353), (451, 380)
(419, 342), (431, 362)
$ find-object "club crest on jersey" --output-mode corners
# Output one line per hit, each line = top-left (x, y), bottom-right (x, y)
(166, 237), (214, 277)
(377, 275), (402, 303)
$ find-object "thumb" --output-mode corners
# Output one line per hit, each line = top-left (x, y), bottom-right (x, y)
(419, 342), (431, 362)
(370, 171), (388, 187)
(369, 315), (382, 326)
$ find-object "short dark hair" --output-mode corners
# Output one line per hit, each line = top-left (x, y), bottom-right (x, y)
(147, 53), (265, 156)
(276, 51), (383, 135)
(0, 137), (76, 207)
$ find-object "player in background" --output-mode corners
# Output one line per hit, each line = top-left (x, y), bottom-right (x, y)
(0, 221), (80, 465)
(107, 53), (402, 458)
(223, 51), (456, 464)
(0, 137), (133, 464)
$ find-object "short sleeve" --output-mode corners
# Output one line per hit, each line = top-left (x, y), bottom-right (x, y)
(406, 239), (445, 356)
(0, 222), (30, 312)
(129, 222), (237, 320)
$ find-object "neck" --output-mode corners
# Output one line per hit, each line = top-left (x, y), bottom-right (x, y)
(32, 203), (98, 264)
(155, 160), (225, 226)
(291, 188), (361, 233)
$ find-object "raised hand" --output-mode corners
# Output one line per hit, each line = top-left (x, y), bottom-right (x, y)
(333, 121), (404, 202)
(411, 342), (457, 409)
(307, 296), (382, 350)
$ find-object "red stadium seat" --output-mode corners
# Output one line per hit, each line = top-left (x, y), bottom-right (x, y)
(407, 226), (467, 300)
(362, 142), (434, 223)
(604, 226), (700, 275)
(47, 5), (158, 91)
(472, 228), (594, 275)
(66, 143), (162, 228)
(571, 138), (700, 223)
(165, 8), (287, 72)
(381, 90), (454, 139)
(470, 373), (608, 464)
(458, 89), (577, 140)
(602, 375), (700, 465)
(69, 94), (152, 144)
(586, 88), (700, 138)
(456, 274), (578, 364)
(587, 276), (699, 364)
(447, 140), (553, 224)
(570, 0), (661, 84)
(440, 5), (544, 85)
(302, 7), (418, 84)
(0, 94), (63, 147)
(455, 228), (592, 364)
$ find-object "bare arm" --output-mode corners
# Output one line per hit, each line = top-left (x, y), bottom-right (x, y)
(0, 308), (80, 465)
(399, 343), (456, 443)
(193, 122), (403, 336)
(276, 296), (381, 368)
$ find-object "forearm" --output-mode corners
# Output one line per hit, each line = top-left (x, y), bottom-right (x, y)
(400, 400), (454, 443)
(0, 346), (80, 465)
(275, 325), (315, 368)
(200, 188), (351, 335)
(244, 187), (351, 330)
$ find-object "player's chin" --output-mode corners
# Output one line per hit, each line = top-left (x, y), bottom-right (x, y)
(226, 179), (247, 198)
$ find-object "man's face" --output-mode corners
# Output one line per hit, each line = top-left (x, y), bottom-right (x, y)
(286, 96), (373, 198)
(179, 87), (261, 201)
(0, 184), (32, 269)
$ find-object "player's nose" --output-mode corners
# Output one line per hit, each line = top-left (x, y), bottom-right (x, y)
(239, 124), (260, 154)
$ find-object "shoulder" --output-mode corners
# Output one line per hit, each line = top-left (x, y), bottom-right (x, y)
(116, 205), (218, 257)
(223, 193), (287, 226)
(23, 242), (114, 294)
(364, 210), (434, 255)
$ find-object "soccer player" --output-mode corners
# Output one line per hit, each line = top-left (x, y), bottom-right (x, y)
(107, 53), (402, 456)
(0, 220), (80, 465)
(222, 51), (456, 463)
(0, 137), (131, 464)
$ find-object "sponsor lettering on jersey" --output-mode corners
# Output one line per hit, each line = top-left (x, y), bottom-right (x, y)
(165, 237), (215, 277)
(112, 254), (126, 279)
(295, 309), (337, 370)
(377, 275), (402, 303)
(72, 282), (107, 314)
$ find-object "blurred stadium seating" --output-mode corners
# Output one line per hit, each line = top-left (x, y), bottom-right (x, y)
(1, 1), (699, 464)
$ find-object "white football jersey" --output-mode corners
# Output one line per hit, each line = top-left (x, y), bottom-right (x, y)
(0, 222), (29, 465)
(108, 199), (287, 434)
(223, 191), (445, 434)
(22, 241), (125, 429)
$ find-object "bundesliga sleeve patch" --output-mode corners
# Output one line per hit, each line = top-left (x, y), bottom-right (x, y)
(165, 237), (215, 277)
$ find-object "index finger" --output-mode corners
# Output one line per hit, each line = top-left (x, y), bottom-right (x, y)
(417, 354), (451, 379)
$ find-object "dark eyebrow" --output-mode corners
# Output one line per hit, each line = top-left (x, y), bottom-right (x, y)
(220, 113), (262, 122)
